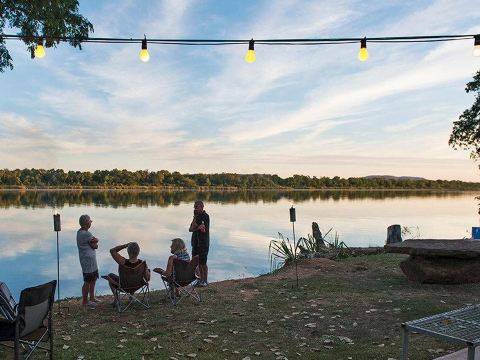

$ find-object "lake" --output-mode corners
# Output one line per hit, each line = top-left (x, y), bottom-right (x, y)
(0, 190), (478, 299)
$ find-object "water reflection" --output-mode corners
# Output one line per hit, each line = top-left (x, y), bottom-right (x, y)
(0, 190), (478, 300)
(0, 189), (471, 209)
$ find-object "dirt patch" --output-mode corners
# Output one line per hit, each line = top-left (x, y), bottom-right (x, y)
(268, 257), (346, 280)
(213, 257), (344, 290)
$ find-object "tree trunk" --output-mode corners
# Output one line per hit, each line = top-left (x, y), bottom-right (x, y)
(312, 222), (325, 250)
(386, 224), (402, 244)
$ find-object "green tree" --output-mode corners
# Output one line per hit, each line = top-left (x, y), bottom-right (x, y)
(0, 0), (93, 72)
(449, 69), (480, 159)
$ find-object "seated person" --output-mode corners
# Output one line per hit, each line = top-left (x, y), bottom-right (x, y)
(153, 238), (191, 278)
(103, 242), (151, 296)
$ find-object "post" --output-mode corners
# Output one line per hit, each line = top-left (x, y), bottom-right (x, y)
(467, 343), (475, 360)
(400, 323), (408, 360)
(53, 211), (61, 309)
(386, 224), (402, 244)
(56, 231), (60, 305)
(290, 206), (298, 288)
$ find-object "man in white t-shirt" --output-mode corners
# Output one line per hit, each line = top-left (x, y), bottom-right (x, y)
(77, 214), (99, 306)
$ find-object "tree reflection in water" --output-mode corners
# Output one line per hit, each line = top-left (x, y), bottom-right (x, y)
(0, 189), (472, 209)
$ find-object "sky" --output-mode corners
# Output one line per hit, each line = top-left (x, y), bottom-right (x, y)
(1, 0), (480, 181)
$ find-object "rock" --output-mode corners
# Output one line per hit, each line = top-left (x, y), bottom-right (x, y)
(400, 255), (480, 284)
(385, 239), (480, 258)
(386, 239), (480, 284)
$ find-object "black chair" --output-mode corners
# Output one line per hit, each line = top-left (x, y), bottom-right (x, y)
(155, 255), (201, 305)
(0, 280), (56, 360)
(102, 261), (150, 313)
(0, 282), (17, 321)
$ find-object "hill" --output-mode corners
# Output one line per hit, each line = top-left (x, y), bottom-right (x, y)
(365, 175), (425, 181)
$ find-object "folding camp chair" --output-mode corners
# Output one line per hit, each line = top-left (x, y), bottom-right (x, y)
(0, 282), (17, 321)
(0, 280), (56, 360)
(155, 255), (201, 306)
(103, 261), (150, 313)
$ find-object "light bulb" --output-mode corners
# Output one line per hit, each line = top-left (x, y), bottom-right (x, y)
(474, 35), (480, 57)
(358, 37), (368, 61)
(245, 38), (256, 63)
(358, 47), (369, 61)
(245, 50), (256, 63)
(139, 49), (150, 62)
(139, 35), (150, 62)
(34, 43), (45, 58)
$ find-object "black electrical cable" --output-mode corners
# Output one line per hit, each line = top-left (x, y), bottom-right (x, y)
(0, 33), (478, 46)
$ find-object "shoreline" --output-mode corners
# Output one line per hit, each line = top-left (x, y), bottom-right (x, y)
(0, 187), (478, 192)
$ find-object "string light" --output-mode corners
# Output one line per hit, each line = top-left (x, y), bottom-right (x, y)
(34, 39), (45, 59)
(474, 35), (480, 57)
(139, 35), (150, 62)
(245, 39), (256, 63)
(358, 37), (368, 61)
(2, 33), (479, 62)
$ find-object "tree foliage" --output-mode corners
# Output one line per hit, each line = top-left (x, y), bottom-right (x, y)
(0, 0), (93, 72)
(0, 168), (479, 190)
(449, 69), (480, 159)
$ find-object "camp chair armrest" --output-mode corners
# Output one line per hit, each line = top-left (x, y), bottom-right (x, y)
(101, 275), (119, 286)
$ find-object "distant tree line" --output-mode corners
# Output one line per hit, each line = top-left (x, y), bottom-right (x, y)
(0, 168), (479, 190)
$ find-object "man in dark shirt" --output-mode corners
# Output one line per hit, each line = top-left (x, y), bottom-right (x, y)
(189, 200), (210, 287)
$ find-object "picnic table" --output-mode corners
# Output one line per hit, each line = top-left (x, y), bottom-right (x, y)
(385, 239), (480, 284)
(401, 304), (480, 360)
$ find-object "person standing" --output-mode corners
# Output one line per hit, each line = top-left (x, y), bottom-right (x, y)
(77, 214), (99, 306)
(189, 201), (210, 287)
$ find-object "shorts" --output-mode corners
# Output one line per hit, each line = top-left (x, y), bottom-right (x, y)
(192, 245), (209, 265)
(83, 270), (99, 282)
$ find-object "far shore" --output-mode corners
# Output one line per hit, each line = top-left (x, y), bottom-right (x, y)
(0, 186), (479, 192)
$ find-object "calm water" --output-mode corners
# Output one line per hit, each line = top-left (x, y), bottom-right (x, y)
(0, 190), (478, 299)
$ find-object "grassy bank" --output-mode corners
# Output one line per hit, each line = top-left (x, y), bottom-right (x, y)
(2, 254), (479, 359)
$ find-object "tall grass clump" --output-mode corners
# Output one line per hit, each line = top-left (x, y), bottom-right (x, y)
(269, 226), (351, 272)
(268, 233), (300, 272)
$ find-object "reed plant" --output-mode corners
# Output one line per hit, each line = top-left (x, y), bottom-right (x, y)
(268, 233), (301, 272)
(270, 227), (351, 272)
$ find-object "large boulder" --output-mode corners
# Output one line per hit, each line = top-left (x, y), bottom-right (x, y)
(400, 255), (480, 284)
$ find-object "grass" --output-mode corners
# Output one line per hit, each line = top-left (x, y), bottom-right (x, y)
(2, 253), (480, 359)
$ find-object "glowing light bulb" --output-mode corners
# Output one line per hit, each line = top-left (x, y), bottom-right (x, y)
(474, 35), (480, 57)
(245, 39), (256, 63)
(358, 37), (368, 62)
(139, 35), (150, 62)
(34, 42), (46, 59)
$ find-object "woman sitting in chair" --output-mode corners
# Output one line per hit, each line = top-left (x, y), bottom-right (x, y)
(103, 242), (151, 295)
(153, 238), (190, 277)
